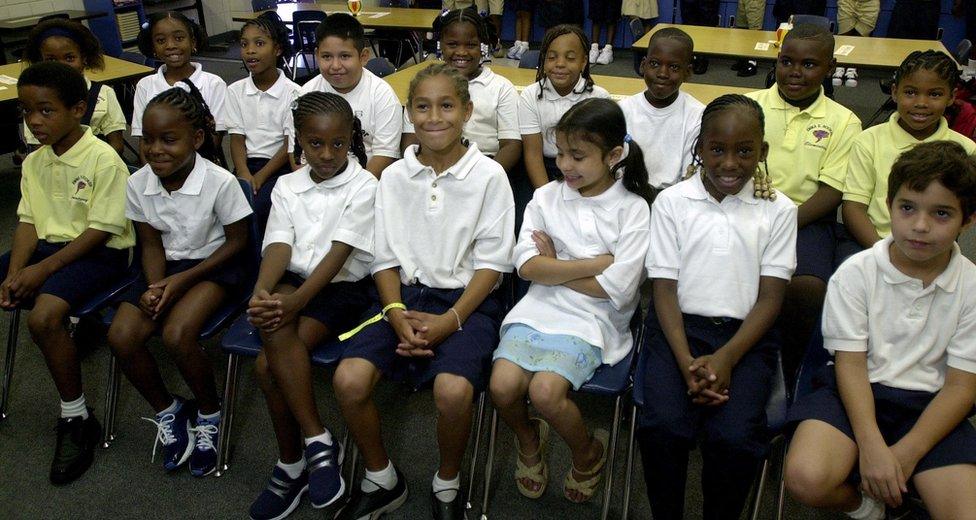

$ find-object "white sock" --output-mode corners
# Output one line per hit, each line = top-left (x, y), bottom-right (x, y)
(304, 430), (333, 446)
(432, 472), (460, 503)
(362, 461), (397, 492)
(277, 458), (306, 480)
(197, 409), (220, 422)
(157, 398), (180, 417)
(603, 44), (612, 50)
(847, 493), (885, 520)
(60, 395), (88, 419)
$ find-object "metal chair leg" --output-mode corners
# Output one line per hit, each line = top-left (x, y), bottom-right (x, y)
(479, 408), (498, 520)
(750, 458), (770, 520)
(214, 353), (241, 477)
(775, 439), (788, 520)
(600, 395), (623, 520)
(621, 402), (638, 520)
(0, 309), (20, 421)
(102, 355), (120, 447)
(466, 391), (486, 511)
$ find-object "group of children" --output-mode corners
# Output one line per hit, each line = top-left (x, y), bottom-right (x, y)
(5, 6), (976, 520)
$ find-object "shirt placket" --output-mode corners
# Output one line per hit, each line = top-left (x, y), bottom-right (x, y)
(427, 168), (442, 212)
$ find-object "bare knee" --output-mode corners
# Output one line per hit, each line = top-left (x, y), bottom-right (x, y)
(434, 375), (473, 419)
(26, 302), (67, 343)
(254, 352), (272, 384)
(784, 449), (843, 507)
(333, 360), (377, 406)
(107, 320), (146, 359)
(489, 369), (525, 409)
(160, 320), (199, 355)
(527, 377), (567, 418)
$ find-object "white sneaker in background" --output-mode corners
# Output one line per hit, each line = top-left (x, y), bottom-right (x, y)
(506, 41), (521, 59)
(596, 44), (614, 65)
(589, 43), (599, 64)
(831, 66), (845, 87)
(844, 67), (858, 87)
(514, 41), (529, 60)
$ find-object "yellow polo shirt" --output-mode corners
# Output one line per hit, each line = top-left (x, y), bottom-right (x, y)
(747, 86), (862, 205)
(17, 127), (135, 250)
(23, 80), (127, 145)
(843, 113), (976, 238)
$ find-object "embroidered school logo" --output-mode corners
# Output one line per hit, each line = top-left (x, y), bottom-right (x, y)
(813, 129), (830, 142)
(70, 175), (93, 202)
(804, 124), (832, 150)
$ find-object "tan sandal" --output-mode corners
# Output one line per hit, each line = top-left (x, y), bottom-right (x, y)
(563, 428), (609, 503)
(514, 417), (550, 499)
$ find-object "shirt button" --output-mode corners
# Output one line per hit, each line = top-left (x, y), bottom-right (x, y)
(307, 244), (313, 250)
(431, 195), (437, 201)
(432, 182), (437, 188)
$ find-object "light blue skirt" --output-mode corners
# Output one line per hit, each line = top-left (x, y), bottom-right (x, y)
(493, 323), (603, 390)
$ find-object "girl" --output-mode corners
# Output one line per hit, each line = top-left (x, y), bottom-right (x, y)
(843, 50), (976, 248)
(133, 12), (228, 165)
(332, 63), (514, 520)
(106, 87), (253, 477)
(638, 94), (798, 520)
(506, 0), (534, 60)
(489, 98), (651, 503)
(246, 92), (377, 520)
(402, 8), (522, 173)
(227, 12), (300, 231)
(520, 24), (610, 189)
(21, 18), (127, 156)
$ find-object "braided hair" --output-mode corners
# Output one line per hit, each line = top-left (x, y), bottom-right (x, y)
(433, 7), (498, 62)
(241, 11), (294, 69)
(26, 18), (105, 71)
(893, 50), (959, 89)
(534, 24), (595, 99)
(145, 84), (223, 166)
(137, 11), (205, 59)
(291, 92), (367, 168)
(687, 94), (776, 201)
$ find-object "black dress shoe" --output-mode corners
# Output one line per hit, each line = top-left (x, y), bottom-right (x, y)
(731, 58), (748, 71)
(430, 488), (464, 520)
(737, 60), (758, 77)
(50, 409), (101, 485)
(692, 55), (709, 74)
(334, 467), (408, 520)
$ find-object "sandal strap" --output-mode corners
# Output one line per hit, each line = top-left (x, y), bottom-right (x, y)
(516, 418), (549, 459)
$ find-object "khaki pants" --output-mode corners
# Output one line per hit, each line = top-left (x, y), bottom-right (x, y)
(837, 0), (880, 35)
(736, 0), (766, 29)
(442, 0), (503, 15)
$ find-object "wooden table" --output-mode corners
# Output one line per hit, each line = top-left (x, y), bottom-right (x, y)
(633, 23), (951, 69)
(0, 10), (108, 65)
(384, 61), (753, 106)
(234, 2), (441, 31)
(0, 56), (154, 103)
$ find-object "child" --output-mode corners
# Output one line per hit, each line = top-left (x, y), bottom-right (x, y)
(402, 8), (522, 174)
(442, 0), (503, 52)
(588, 0), (621, 65)
(289, 13), (402, 178)
(332, 63), (514, 520)
(679, 0), (719, 74)
(245, 92), (378, 520)
(638, 94), (798, 520)
(837, 0), (881, 36)
(22, 18), (127, 155)
(619, 27), (704, 190)
(622, 0), (659, 33)
(843, 51), (976, 249)
(227, 12), (300, 230)
(732, 0), (765, 76)
(2, 61), (135, 485)
(519, 24), (610, 189)
(506, 0), (534, 60)
(133, 12), (228, 163)
(746, 24), (862, 375)
(490, 98), (651, 503)
(106, 87), (252, 477)
(784, 141), (976, 520)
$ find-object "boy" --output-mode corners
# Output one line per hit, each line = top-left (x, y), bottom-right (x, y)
(746, 24), (862, 376)
(784, 140), (976, 520)
(288, 13), (402, 177)
(619, 28), (704, 190)
(2, 61), (134, 484)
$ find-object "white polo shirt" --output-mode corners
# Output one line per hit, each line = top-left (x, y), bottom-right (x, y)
(372, 143), (515, 288)
(823, 237), (976, 393)
(131, 63), (229, 137)
(290, 69), (402, 160)
(126, 155), (253, 261)
(619, 90), (704, 189)
(503, 179), (650, 365)
(263, 161), (377, 283)
(518, 77), (611, 158)
(226, 71), (301, 160)
(403, 66), (521, 156)
(647, 174), (798, 319)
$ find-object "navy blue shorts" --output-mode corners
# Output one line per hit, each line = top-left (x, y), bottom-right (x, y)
(637, 310), (779, 459)
(246, 156), (291, 235)
(118, 257), (247, 306)
(588, 0), (622, 22)
(340, 284), (503, 391)
(787, 366), (976, 475)
(278, 271), (374, 334)
(0, 241), (129, 309)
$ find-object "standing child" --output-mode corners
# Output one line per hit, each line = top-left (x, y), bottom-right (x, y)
(837, 0), (881, 36)
(22, 18), (127, 155)
(245, 92), (377, 520)
(506, 0), (534, 60)
(844, 51), (976, 249)
(106, 87), (252, 477)
(227, 12), (301, 230)
(490, 98), (651, 504)
(785, 141), (976, 520)
(639, 94), (798, 520)
(620, 28), (704, 190)
(747, 24), (861, 376)
(402, 8), (522, 174)
(133, 12), (228, 164)
(519, 24), (610, 189)
(332, 63), (514, 520)
(588, 0), (621, 65)
(2, 62), (135, 485)
(289, 13), (402, 177)
(733, 0), (765, 75)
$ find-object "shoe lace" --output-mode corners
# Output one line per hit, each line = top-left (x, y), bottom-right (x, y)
(141, 413), (178, 463)
(190, 423), (218, 452)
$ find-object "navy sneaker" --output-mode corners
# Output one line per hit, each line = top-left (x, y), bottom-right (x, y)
(142, 398), (195, 471)
(334, 466), (408, 520)
(306, 438), (345, 508)
(249, 465), (309, 520)
(189, 412), (220, 477)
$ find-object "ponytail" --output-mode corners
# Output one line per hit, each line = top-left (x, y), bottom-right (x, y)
(610, 139), (655, 204)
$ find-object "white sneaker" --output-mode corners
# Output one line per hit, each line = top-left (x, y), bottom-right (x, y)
(844, 67), (858, 88)
(589, 43), (599, 64)
(596, 44), (614, 65)
(831, 66), (845, 87)
(514, 41), (528, 60)
(507, 41), (522, 60)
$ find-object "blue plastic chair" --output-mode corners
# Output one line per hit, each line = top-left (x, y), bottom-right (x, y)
(291, 10), (327, 80)
(251, 0), (277, 12)
(518, 50), (541, 70)
(364, 57), (396, 78)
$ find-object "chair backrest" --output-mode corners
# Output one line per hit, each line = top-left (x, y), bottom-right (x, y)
(955, 39), (973, 67)
(365, 57), (396, 78)
(789, 14), (831, 32)
(519, 49), (540, 70)
(236, 178), (263, 278)
(251, 0), (277, 12)
(293, 10), (328, 54)
(629, 17), (645, 40)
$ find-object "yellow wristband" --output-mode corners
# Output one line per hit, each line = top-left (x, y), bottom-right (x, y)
(381, 302), (407, 321)
(338, 302), (406, 341)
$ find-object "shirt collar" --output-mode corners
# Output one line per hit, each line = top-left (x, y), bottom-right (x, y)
(682, 172), (760, 205)
(143, 153), (208, 196)
(157, 62), (203, 86)
(469, 66), (494, 86)
(874, 235), (963, 292)
(289, 160), (360, 193)
(39, 126), (97, 167)
(540, 76), (588, 101)
(403, 142), (482, 180)
(244, 69), (288, 98)
(767, 85), (827, 118)
(560, 176), (628, 210)
(886, 112), (951, 150)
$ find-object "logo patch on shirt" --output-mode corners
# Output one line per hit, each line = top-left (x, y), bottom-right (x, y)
(804, 124), (832, 150)
(70, 175), (93, 203)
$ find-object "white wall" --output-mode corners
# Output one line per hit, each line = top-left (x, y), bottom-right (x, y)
(0, 0), (87, 20)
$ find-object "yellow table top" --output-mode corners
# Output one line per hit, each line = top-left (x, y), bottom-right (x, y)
(0, 57), (153, 103)
(235, 2), (440, 31)
(384, 61), (753, 106)
(633, 23), (951, 69)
